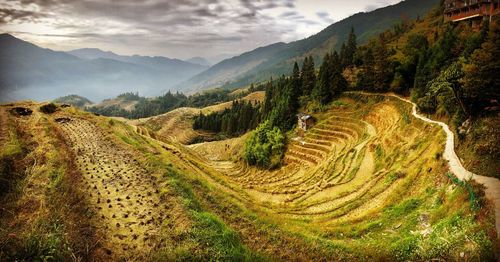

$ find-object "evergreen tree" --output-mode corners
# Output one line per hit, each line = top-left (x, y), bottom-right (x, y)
(345, 27), (357, 67)
(356, 48), (375, 90)
(464, 18), (500, 111)
(314, 53), (332, 105)
(301, 56), (316, 96)
(373, 38), (393, 91)
(291, 61), (301, 111)
(330, 51), (348, 96)
(340, 42), (347, 68)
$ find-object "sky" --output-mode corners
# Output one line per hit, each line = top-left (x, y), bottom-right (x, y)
(0, 0), (401, 61)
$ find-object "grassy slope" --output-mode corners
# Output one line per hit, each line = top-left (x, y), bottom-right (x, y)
(131, 91), (265, 144)
(1, 94), (496, 260)
(0, 103), (97, 260)
(139, 94), (497, 260)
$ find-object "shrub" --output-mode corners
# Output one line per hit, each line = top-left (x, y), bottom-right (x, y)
(244, 121), (286, 169)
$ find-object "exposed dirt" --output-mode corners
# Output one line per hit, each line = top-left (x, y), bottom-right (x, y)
(57, 117), (170, 259)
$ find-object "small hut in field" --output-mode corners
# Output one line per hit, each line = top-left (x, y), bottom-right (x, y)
(297, 113), (315, 136)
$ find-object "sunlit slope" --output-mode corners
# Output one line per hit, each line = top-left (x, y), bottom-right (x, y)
(176, 94), (495, 259)
(1, 94), (495, 260)
(130, 91), (264, 144)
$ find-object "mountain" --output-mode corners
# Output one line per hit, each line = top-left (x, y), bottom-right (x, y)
(0, 36), (208, 102)
(177, 42), (288, 92)
(68, 48), (208, 79)
(179, 0), (438, 93)
(186, 57), (211, 67)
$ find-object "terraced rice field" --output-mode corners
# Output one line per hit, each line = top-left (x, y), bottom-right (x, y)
(181, 94), (494, 259)
(1, 94), (494, 260)
(188, 96), (416, 215)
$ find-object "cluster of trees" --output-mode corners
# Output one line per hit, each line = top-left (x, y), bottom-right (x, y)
(87, 88), (251, 119)
(193, 100), (262, 137)
(244, 33), (354, 168)
(245, 15), (499, 168)
(88, 91), (187, 119)
(244, 120), (286, 169)
(352, 15), (499, 123)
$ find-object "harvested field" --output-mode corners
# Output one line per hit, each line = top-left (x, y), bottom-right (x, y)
(57, 117), (169, 258)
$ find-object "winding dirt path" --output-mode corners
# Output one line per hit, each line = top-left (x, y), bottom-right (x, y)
(351, 92), (500, 238)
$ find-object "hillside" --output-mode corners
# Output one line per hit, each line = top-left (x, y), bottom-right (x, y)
(1, 94), (495, 260)
(131, 91), (265, 144)
(53, 95), (93, 108)
(0, 35), (207, 102)
(178, 0), (438, 93)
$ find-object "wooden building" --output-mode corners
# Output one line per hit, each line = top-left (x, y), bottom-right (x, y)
(297, 113), (315, 136)
(444, 0), (500, 23)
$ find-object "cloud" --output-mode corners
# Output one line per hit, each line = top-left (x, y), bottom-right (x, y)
(316, 11), (334, 24)
(0, 8), (47, 24)
(0, 0), (400, 59)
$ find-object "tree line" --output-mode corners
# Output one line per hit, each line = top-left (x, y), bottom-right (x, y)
(244, 30), (355, 168)
(193, 100), (262, 137)
(87, 88), (263, 119)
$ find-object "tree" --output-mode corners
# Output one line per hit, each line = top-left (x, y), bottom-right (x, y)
(356, 48), (375, 90)
(314, 53), (332, 105)
(340, 42), (347, 68)
(330, 51), (348, 96)
(463, 18), (500, 111)
(345, 27), (357, 67)
(372, 38), (393, 91)
(427, 61), (467, 116)
(244, 120), (286, 169)
(291, 61), (301, 111)
(301, 56), (316, 96)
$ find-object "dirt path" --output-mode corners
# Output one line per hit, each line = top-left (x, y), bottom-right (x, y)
(350, 91), (500, 239)
(57, 117), (169, 259)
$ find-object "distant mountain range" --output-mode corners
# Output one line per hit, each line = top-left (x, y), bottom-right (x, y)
(0, 36), (208, 102)
(0, 0), (438, 102)
(186, 57), (212, 67)
(178, 0), (438, 93)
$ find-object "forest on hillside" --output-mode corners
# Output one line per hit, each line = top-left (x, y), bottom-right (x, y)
(194, 6), (499, 172)
(86, 88), (259, 119)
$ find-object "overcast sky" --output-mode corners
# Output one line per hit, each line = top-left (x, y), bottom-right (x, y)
(0, 0), (401, 60)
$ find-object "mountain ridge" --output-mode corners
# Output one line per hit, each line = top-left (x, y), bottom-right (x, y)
(0, 35), (208, 102)
(178, 0), (439, 93)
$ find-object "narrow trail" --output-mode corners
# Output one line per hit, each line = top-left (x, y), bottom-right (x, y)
(351, 91), (500, 238)
(57, 117), (169, 259)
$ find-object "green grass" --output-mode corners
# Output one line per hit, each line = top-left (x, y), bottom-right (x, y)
(106, 120), (261, 260)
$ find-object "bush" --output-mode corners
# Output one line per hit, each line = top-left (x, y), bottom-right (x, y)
(244, 121), (286, 169)
(39, 103), (57, 114)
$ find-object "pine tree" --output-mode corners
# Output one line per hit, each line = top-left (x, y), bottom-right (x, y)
(301, 56), (316, 96)
(345, 27), (357, 67)
(291, 61), (301, 111)
(330, 51), (348, 96)
(315, 53), (332, 105)
(340, 43), (347, 68)
(263, 79), (274, 118)
(357, 48), (375, 90)
(373, 38), (393, 91)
